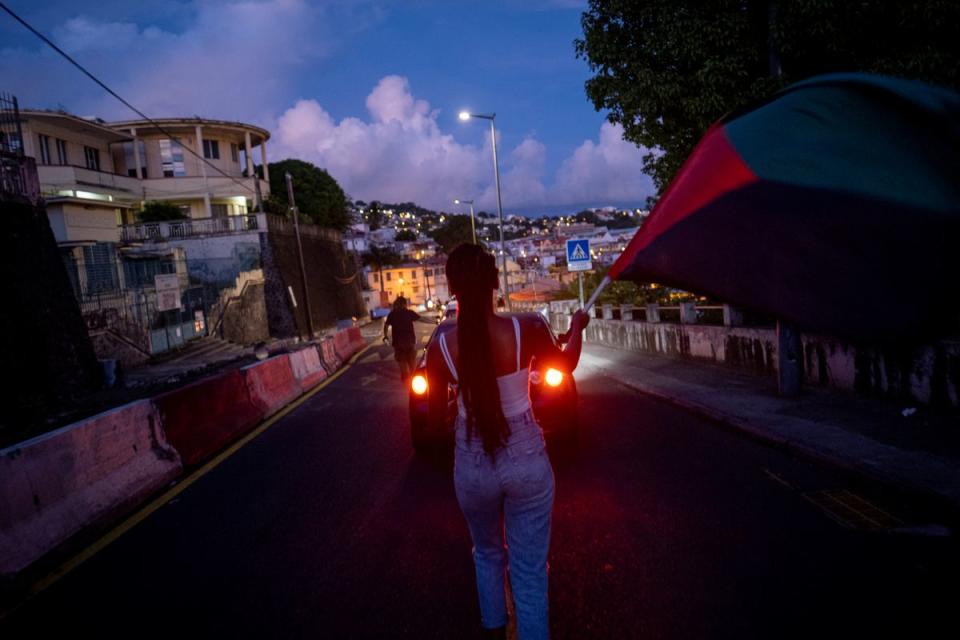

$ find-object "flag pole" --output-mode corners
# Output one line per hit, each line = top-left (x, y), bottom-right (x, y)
(582, 275), (611, 312)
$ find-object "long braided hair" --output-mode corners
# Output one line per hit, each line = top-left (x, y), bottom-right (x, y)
(445, 244), (510, 453)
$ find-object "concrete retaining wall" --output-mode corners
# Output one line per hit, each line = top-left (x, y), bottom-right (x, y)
(265, 219), (366, 339)
(242, 355), (301, 418)
(288, 346), (327, 390)
(320, 336), (342, 372)
(333, 329), (357, 362)
(1, 329), (369, 576)
(802, 336), (960, 406)
(0, 400), (182, 575)
(346, 327), (365, 353)
(553, 310), (960, 408)
(154, 370), (262, 467)
(221, 279), (270, 346)
(167, 232), (262, 287)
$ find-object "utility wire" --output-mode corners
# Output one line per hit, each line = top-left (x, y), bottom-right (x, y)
(0, 1), (258, 196)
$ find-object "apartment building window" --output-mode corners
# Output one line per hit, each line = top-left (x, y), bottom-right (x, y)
(411, 270), (417, 280)
(413, 286), (420, 294)
(386, 272), (392, 281)
(372, 273), (379, 283)
(159, 139), (186, 177)
(122, 140), (147, 178)
(230, 143), (238, 162)
(37, 134), (52, 164)
(211, 203), (228, 218)
(83, 146), (101, 171)
(55, 138), (68, 165)
(82, 243), (119, 294)
(203, 139), (220, 159)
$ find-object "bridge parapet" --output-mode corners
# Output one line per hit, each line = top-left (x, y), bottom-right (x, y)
(550, 299), (959, 409)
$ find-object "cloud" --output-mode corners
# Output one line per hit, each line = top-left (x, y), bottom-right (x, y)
(553, 122), (655, 205)
(480, 137), (548, 209)
(275, 76), (487, 209)
(52, 17), (141, 53)
(274, 76), (653, 212)
(0, 0), (356, 122)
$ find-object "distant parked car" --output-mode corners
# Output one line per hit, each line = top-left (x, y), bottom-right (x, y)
(435, 299), (457, 323)
(408, 312), (578, 452)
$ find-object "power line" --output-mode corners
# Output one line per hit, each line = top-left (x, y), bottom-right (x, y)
(0, 1), (258, 197)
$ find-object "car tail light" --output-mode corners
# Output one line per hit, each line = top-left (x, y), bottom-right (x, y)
(411, 374), (428, 395)
(544, 368), (563, 387)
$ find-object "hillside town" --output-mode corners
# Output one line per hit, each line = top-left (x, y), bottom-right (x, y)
(347, 202), (647, 313)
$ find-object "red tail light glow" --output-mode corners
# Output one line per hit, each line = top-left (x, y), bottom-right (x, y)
(411, 374), (428, 395)
(544, 368), (563, 387)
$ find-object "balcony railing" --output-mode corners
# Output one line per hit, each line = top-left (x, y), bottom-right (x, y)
(37, 164), (143, 195)
(121, 212), (267, 243)
(0, 153), (40, 204)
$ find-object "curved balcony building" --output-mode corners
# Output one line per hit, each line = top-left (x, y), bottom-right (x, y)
(109, 117), (270, 221)
(19, 111), (271, 246)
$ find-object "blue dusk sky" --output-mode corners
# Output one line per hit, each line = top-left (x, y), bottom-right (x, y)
(0, 0), (655, 215)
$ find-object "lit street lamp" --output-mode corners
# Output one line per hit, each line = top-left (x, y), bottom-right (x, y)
(459, 110), (510, 310)
(453, 198), (477, 244)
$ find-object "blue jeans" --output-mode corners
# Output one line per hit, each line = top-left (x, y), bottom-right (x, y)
(454, 410), (554, 640)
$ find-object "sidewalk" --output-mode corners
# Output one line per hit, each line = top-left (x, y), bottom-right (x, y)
(580, 342), (960, 511)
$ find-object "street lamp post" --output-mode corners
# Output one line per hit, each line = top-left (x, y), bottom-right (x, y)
(459, 110), (511, 310)
(454, 198), (477, 244)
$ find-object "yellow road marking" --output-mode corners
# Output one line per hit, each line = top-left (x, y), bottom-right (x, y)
(4, 341), (374, 619)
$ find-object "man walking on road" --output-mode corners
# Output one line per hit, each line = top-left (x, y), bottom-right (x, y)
(383, 296), (421, 382)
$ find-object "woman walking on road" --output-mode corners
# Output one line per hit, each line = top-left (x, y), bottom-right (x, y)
(425, 243), (590, 639)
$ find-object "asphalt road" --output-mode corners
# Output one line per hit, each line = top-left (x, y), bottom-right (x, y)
(3, 322), (957, 638)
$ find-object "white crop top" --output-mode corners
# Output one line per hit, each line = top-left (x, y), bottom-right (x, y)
(438, 316), (531, 418)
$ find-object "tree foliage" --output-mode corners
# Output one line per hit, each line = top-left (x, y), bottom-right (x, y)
(576, 0), (960, 191)
(267, 159), (352, 231)
(560, 266), (709, 306)
(394, 229), (417, 242)
(365, 201), (385, 231)
(137, 201), (188, 222)
(429, 214), (481, 254)
(362, 244), (403, 269)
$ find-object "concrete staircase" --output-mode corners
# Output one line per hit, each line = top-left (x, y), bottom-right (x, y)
(125, 336), (254, 387)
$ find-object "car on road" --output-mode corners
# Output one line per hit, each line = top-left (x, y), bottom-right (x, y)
(408, 312), (578, 452)
(434, 299), (457, 324)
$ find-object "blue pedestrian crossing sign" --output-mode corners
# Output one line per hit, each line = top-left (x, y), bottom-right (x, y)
(566, 238), (592, 272)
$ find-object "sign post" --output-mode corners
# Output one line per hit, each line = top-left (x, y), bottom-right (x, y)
(566, 238), (592, 310)
(154, 274), (181, 312)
